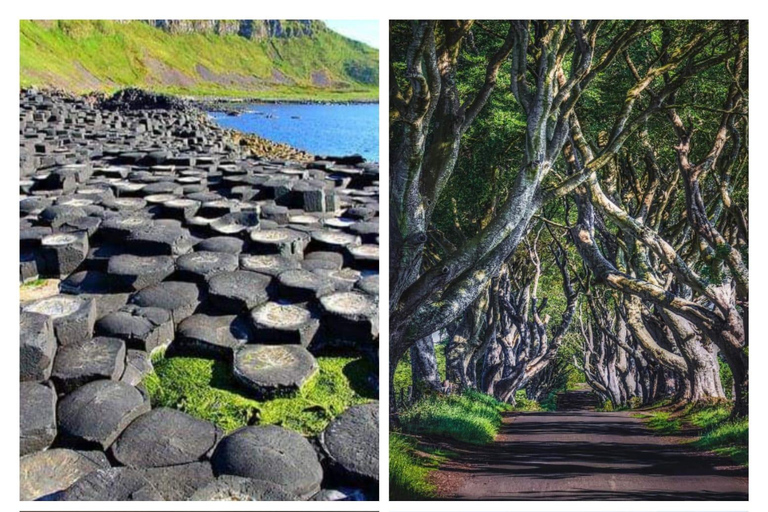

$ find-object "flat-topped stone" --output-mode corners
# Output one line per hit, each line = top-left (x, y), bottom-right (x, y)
(57, 379), (150, 450)
(211, 425), (323, 499)
(111, 408), (219, 468)
(20, 449), (105, 501)
(51, 336), (126, 393)
(233, 344), (318, 398)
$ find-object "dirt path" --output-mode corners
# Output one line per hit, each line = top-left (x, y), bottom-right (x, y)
(433, 396), (748, 500)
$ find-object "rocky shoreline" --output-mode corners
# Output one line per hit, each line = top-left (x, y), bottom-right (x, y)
(19, 88), (379, 501)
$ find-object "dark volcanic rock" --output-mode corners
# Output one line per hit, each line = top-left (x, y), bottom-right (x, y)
(20, 382), (57, 456)
(211, 425), (323, 499)
(20, 449), (105, 501)
(111, 408), (219, 468)
(51, 336), (126, 393)
(233, 344), (318, 398)
(20, 311), (56, 382)
(188, 475), (299, 501)
(54, 467), (162, 501)
(249, 301), (319, 346)
(207, 270), (271, 313)
(22, 295), (96, 346)
(130, 281), (202, 324)
(175, 313), (251, 360)
(175, 250), (239, 283)
(108, 254), (175, 291)
(320, 403), (379, 484)
(57, 380), (150, 450)
(95, 304), (173, 353)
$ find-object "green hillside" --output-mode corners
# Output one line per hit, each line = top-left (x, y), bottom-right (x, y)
(20, 20), (379, 101)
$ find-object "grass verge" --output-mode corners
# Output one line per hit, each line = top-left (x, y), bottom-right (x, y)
(389, 433), (438, 499)
(398, 389), (512, 444)
(143, 351), (375, 436)
(639, 402), (748, 466)
(390, 389), (511, 499)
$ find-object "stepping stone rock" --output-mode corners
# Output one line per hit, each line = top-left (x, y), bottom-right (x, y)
(346, 244), (379, 270)
(250, 302), (319, 346)
(20, 311), (56, 381)
(22, 295), (96, 346)
(95, 305), (173, 353)
(240, 253), (300, 277)
(277, 269), (334, 302)
(195, 236), (244, 255)
(320, 403), (379, 484)
(108, 254), (175, 291)
(308, 230), (360, 254)
(207, 270), (271, 313)
(249, 228), (307, 257)
(111, 408), (220, 468)
(130, 281), (201, 324)
(175, 251), (239, 283)
(188, 475), (298, 501)
(125, 221), (193, 256)
(60, 270), (130, 318)
(20, 449), (104, 501)
(51, 336), (126, 393)
(39, 204), (86, 228)
(20, 382), (57, 455)
(57, 380), (150, 450)
(54, 467), (162, 501)
(233, 344), (318, 398)
(210, 211), (260, 236)
(175, 313), (251, 360)
(141, 461), (216, 501)
(319, 291), (378, 346)
(211, 425), (323, 499)
(40, 232), (89, 278)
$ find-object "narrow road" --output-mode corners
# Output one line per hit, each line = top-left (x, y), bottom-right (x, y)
(433, 391), (748, 500)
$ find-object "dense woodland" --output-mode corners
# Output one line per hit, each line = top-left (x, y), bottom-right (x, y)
(390, 20), (748, 417)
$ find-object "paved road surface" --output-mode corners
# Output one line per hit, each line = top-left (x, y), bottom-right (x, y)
(434, 397), (748, 500)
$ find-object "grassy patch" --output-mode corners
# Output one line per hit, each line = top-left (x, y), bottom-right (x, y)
(389, 433), (438, 500)
(644, 411), (683, 435)
(398, 389), (511, 445)
(21, 278), (48, 288)
(689, 404), (748, 466)
(640, 402), (748, 466)
(143, 352), (375, 436)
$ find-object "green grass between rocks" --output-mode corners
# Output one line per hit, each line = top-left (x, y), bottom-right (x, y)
(639, 403), (748, 466)
(143, 352), (376, 436)
(20, 20), (378, 101)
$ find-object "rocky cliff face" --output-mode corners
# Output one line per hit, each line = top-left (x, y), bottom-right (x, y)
(145, 20), (325, 40)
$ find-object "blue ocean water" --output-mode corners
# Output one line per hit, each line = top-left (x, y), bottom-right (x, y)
(209, 103), (379, 162)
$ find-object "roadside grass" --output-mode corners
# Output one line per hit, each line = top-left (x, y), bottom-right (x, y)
(391, 388), (511, 499)
(398, 389), (511, 444)
(389, 433), (438, 500)
(638, 402), (748, 466)
(142, 351), (375, 436)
